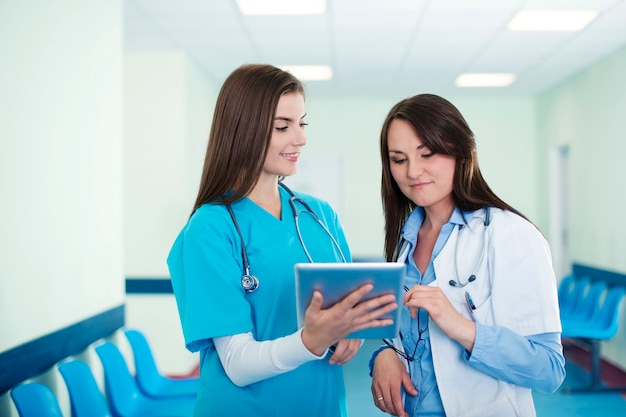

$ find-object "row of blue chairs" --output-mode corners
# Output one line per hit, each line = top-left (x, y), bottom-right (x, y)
(10, 329), (199, 417)
(558, 274), (626, 393)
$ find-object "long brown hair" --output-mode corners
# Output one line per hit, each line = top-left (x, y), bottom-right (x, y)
(192, 64), (305, 214)
(380, 94), (523, 260)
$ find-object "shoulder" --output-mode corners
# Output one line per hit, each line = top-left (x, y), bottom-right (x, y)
(489, 208), (534, 228)
(488, 208), (547, 243)
(168, 203), (237, 264)
(185, 202), (233, 233)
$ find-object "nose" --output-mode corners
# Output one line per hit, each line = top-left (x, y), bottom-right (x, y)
(407, 158), (423, 179)
(295, 125), (307, 147)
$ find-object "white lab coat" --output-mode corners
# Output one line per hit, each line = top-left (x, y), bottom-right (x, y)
(393, 207), (561, 417)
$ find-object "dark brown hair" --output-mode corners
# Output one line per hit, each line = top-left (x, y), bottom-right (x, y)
(380, 94), (523, 260)
(192, 64), (305, 214)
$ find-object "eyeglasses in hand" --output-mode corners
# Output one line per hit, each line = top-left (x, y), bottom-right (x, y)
(382, 285), (427, 363)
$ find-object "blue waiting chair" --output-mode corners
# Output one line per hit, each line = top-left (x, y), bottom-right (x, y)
(95, 341), (195, 417)
(561, 280), (608, 327)
(557, 274), (576, 306)
(58, 359), (113, 417)
(562, 285), (626, 393)
(10, 382), (64, 417)
(559, 276), (590, 318)
(124, 329), (199, 398)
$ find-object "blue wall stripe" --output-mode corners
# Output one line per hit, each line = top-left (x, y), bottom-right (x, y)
(0, 304), (124, 395)
(124, 259), (383, 295)
(124, 265), (626, 294)
(573, 263), (626, 287)
(126, 278), (173, 294)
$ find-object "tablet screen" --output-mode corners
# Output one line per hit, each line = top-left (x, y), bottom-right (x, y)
(294, 262), (404, 339)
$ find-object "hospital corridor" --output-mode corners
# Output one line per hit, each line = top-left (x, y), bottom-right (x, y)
(2, 0), (626, 416)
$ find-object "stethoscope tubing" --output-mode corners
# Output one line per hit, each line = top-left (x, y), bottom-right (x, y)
(289, 195), (347, 264)
(451, 206), (490, 287)
(397, 207), (491, 288)
(226, 182), (347, 292)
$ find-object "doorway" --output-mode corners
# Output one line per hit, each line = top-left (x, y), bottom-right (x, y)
(549, 145), (571, 281)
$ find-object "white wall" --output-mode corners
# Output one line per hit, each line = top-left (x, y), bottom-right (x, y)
(0, 0), (124, 355)
(303, 96), (395, 258)
(123, 51), (215, 373)
(538, 45), (626, 271)
(454, 96), (539, 223)
(0, 0), (123, 414)
(124, 51), (214, 277)
(537, 44), (626, 367)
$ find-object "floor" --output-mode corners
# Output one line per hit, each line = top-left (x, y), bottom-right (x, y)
(343, 340), (626, 417)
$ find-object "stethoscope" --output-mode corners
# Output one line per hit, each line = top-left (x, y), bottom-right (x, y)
(448, 207), (491, 287)
(226, 182), (348, 293)
(397, 207), (491, 288)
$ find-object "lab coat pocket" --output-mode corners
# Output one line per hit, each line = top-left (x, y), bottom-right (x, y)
(445, 284), (491, 322)
(469, 293), (495, 326)
(447, 290), (474, 320)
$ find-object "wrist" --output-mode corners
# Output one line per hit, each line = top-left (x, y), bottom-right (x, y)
(368, 344), (394, 376)
(452, 318), (476, 352)
(301, 328), (331, 357)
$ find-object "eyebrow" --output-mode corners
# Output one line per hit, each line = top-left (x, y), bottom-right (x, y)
(274, 113), (307, 122)
(387, 143), (430, 154)
(388, 144), (427, 154)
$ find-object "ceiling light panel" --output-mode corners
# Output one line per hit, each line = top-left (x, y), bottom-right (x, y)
(455, 73), (516, 87)
(279, 65), (333, 81)
(237, 0), (326, 16)
(508, 10), (598, 32)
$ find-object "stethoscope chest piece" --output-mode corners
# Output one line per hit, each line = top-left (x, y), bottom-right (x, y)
(241, 274), (259, 293)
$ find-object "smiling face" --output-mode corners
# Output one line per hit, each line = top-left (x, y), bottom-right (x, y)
(261, 92), (307, 180)
(387, 118), (456, 215)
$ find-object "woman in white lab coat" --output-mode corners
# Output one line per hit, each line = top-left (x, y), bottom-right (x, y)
(369, 94), (566, 417)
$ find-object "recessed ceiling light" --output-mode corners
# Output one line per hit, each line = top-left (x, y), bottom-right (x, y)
(508, 10), (598, 32)
(455, 73), (516, 88)
(279, 65), (333, 81)
(237, 0), (326, 16)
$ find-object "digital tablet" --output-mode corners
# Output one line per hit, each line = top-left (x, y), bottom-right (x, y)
(294, 262), (404, 339)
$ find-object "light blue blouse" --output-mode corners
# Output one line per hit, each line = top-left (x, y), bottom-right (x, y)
(371, 207), (565, 416)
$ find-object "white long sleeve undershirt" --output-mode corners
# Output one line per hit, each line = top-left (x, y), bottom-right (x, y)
(213, 329), (327, 387)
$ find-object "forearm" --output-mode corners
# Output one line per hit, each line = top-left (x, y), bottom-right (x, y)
(466, 324), (565, 393)
(213, 330), (327, 387)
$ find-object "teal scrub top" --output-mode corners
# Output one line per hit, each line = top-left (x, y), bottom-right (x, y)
(167, 186), (352, 417)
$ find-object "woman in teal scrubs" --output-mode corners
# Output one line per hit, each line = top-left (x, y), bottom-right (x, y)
(167, 64), (397, 417)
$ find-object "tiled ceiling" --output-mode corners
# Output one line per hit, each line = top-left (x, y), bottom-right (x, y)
(124, 0), (626, 97)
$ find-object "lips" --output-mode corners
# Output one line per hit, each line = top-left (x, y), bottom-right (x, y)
(410, 182), (430, 190)
(281, 152), (300, 161)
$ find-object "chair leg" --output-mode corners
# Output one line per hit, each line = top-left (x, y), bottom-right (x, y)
(563, 339), (626, 393)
